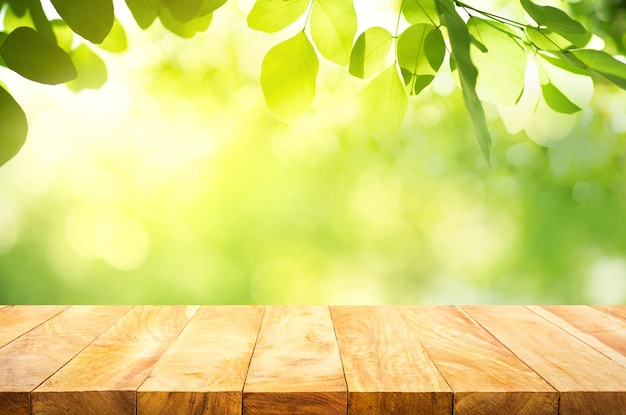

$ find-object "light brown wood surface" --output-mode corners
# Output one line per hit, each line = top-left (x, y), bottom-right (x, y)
(331, 306), (452, 415)
(243, 306), (347, 415)
(138, 306), (265, 415)
(399, 306), (557, 415)
(32, 306), (196, 415)
(0, 305), (624, 414)
(464, 305), (626, 415)
(529, 305), (626, 368)
(595, 305), (626, 321)
(0, 306), (67, 348)
(0, 306), (130, 415)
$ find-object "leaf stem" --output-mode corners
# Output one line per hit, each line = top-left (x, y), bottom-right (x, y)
(455, 0), (526, 29)
(302, 0), (314, 32)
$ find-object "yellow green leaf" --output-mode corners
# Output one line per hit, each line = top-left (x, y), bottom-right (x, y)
(361, 64), (408, 138)
(261, 32), (319, 121)
(310, 0), (357, 65)
(247, 0), (309, 33)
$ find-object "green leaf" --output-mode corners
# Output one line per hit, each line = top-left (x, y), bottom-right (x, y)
(437, 0), (491, 163)
(98, 19), (128, 53)
(310, 0), (357, 65)
(0, 27), (77, 84)
(200, 0), (227, 15)
(541, 82), (581, 114)
(51, 0), (114, 44)
(51, 20), (74, 52)
(164, 0), (203, 23)
(8, 0), (27, 17)
(159, 7), (213, 38)
(402, 0), (439, 25)
(26, 0), (56, 42)
(0, 86), (28, 167)
(361, 64), (408, 138)
(349, 27), (392, 79)
(397, 24), (444, 95)
(468, 17), (526, 105)
(521, 0), (586, 34)
(66, 45), (108, 92)
(247, 0), (309, 33)
(261, 32), (319, 121)
(125, 0), (160, 29)
(572, 49), (626, 90)
(539, 52), (588, 75)
(3, 6), (34, 32)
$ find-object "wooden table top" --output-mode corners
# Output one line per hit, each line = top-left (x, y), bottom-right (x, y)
(0, 305), (624, 415)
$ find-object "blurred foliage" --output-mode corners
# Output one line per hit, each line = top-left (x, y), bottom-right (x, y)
(0, 0), (625, 304)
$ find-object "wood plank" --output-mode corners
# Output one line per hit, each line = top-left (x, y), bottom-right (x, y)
(138, 306), (265, 415)
(595, 305), (626, 321)
(243, 306), (346, 415)
(464, 305), (626, 415)
(331, 306), (452, 415)
(0, 306), (131, 415)
(32, 306), (197, 415)
(398, 306), (557, 415)
(529, 305), (626, 368)
(0, 306), (68, 348)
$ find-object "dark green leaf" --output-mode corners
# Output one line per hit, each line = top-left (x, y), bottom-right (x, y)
(310, 0), (357, 65)
(159, 7), (213, 38)
(51, 0), (114, 44)
(247, 0), (309, 33)
(0, 27), (77, 84)
(572, 49), (626, 90)
(0, 86), (28, 167)
(164, 0), (203, 23)
(261, 32), (319, 121)
(349, 27), (393, 79)
(521, 0), (586, 34)
(541, 82), (581, 113)
(8, 0), (27, 17)
(125, 0), (160, 29)
(66, 45), (108, 92)
(437, 0), (491, 163)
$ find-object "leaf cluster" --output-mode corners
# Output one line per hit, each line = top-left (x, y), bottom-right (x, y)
(1, 0), (626, 167)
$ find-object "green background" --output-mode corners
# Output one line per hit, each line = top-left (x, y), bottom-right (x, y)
(1, 0), (625, 304)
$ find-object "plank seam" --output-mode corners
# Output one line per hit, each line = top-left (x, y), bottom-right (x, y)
(134, 306), (202, 415)
(591, 305), (626, 322)
(1, 306), (70, 351)
(241, 305), (266, 415)
(29, 306), (134, 415)
(525, 305), (626, 370)
(458, 306), (561, 395)
(395, 306), (456, 415)
(327, 306), (349, 415)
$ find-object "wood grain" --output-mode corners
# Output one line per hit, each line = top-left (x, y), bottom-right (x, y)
(243, 306), (347, 415)
(398, 306), (557, 415)
(0, 306), (131, 415)
(0, 306), (67, 348)
(32, 306), (196, 415)
(331, 306), (452, 415)
(595, 305), (626, 321)
(138, 306), (265, 415)
(529, 305), (626, 368)
(464, 305), (626, 415)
